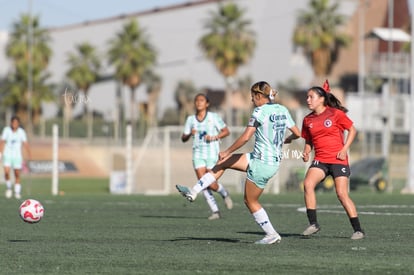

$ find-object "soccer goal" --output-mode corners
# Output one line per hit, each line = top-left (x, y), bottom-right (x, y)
(116, 125), (300, 195)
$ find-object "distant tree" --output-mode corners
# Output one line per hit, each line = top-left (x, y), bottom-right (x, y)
(141, 69), (162, 128)
(199, 2), (255, 126)
(107, 19), (157, 134)
(174, 80), (197, 125)
(292, 0), (351, 81)
(66, 42), (101, 139)
(3, 14), (53, 133)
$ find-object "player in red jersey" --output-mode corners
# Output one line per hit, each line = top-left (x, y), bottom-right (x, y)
(301, 80), (364, 240)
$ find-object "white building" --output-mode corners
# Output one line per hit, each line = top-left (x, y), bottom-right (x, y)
(3, 0), (321, 120)
(0, 0), (410, 136)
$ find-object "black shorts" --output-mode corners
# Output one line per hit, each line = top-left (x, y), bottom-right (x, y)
(309, 160), (351, 179)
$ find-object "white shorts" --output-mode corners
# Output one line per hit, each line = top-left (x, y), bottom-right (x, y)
(3, 154), (23, 169)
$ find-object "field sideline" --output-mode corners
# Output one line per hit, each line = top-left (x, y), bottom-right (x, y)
(0, 179), (413, 274)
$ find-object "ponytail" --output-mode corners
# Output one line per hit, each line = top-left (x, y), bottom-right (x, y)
(310, 80), (348, 113)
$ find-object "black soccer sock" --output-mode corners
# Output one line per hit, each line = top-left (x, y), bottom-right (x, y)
(350, 217), (362, 232)
(306, 209), (318, 225)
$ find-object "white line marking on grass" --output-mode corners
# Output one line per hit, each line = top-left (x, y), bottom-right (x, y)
(296, 206), (414, 216)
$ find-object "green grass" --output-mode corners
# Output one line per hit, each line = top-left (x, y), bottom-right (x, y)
(0, 182), (413, 274)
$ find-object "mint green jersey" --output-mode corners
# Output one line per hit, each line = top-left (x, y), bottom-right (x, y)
(248, 103), (295, 165)
(183, 112), (226, 162)
(2, 126), (27, 158)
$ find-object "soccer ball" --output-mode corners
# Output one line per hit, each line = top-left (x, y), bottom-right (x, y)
(19, 199), (44, 223)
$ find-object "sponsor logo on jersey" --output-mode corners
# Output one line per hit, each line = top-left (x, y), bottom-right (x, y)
(269, 114), (287, 122)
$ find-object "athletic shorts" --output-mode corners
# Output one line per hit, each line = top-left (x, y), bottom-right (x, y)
(309, 160), (351, 179)
(3, 154), (23, 169)
(246, 153), (279, 189)
(193, 157), (217, 170)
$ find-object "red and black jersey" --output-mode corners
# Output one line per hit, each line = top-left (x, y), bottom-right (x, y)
(301, 106), (353, 164)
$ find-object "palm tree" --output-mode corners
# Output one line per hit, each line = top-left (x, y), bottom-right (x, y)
(199, 3), (255, 127)
(292, 0), (351, 82)
(174, 80), (197, 125)
(3, 14), (53, 133)
(66, 42), (101, 139)
(107, 19), (157, 134)
(141, 69), (162, 128)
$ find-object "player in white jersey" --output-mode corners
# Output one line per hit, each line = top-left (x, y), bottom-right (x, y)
(1, 116), (31, 199)
(182, 93), (233, 220)
(177, 81), (301, 244)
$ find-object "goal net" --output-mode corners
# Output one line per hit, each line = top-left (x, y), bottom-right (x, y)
(111, 125), (305, 195)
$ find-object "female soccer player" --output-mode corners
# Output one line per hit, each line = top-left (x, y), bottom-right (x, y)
(301, 80), (364, 240)
(177, 81), (300, 244)
(1, 116), (31, 199)
(182, 93), (233, 220)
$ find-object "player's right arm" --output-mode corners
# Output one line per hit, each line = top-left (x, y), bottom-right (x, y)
(181, 117), (195, 143)
(0, 127), (7, 153)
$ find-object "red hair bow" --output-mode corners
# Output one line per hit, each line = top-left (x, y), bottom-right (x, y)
(323, 79), (331, 93)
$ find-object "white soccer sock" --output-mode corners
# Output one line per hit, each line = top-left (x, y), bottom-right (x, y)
(203, 189), (219, 213)
(253, 208), (277, 236)
(192, 172), (216, 194)
(14, 183), (22, 195)
(216, 183), (229, 198)
(6, 181), (12, 190)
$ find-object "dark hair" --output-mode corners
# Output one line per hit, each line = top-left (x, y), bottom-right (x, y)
(194, 93), (209, 103)
(11, 116), (20, 123)
(310, 86), (348, 113)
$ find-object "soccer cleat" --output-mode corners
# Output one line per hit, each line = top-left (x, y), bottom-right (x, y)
(175, 185), (197, 202)
(208, 212), (221, 220)
(224, 196), (233, 210)
(5, 189), (12, 199)
(302, 223), (321, 236)
(255, 233), (282, 245)
(14, 193), (21, 199)
(351, 231), (365, 240)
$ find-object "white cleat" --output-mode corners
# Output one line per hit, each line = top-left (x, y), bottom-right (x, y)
(208, 212), (221, 220)
(175, 185), (197, 202)
(255, 233), (282, 245)
(5, 189), (12, 199)
(351, 231), (365, 240)
(224, 196), (233, 210)
(302, 224), (320, 236)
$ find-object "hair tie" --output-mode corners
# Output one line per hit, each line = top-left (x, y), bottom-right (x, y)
(269, 89), (276, 101)
(323, 79), (331, 93)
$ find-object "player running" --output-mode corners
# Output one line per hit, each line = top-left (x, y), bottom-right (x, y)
(182, 93), (233, 220)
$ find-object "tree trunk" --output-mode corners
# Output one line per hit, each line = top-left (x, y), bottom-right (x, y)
(147, 87), (161, 128)
(224, 76), (234, 130)
(312, 49), (331, 77)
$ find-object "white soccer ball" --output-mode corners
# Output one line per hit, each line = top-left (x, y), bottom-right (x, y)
(19, 199), (44, 223)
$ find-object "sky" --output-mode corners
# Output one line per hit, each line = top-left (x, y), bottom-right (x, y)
(0, 0), (190, 31)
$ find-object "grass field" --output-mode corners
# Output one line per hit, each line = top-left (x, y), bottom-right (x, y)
(1, 178), (414, 274)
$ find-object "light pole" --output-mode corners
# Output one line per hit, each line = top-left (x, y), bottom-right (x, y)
(358, 0), (367, 158)
(27, 0), (33, 135)
(403, 0), (414, 194)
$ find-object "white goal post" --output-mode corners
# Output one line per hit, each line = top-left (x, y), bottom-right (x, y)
(124, 126), (304, 195)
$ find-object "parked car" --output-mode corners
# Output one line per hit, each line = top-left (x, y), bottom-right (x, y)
(285, 157), (388, 192)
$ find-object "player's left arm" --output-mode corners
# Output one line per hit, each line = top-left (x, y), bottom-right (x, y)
(219, 126), (255, 161)
(206, 126), (229, 142)
(337, 125), (356, 160)
(23, 141), (31, 161)
(284, 125), (301, 144)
